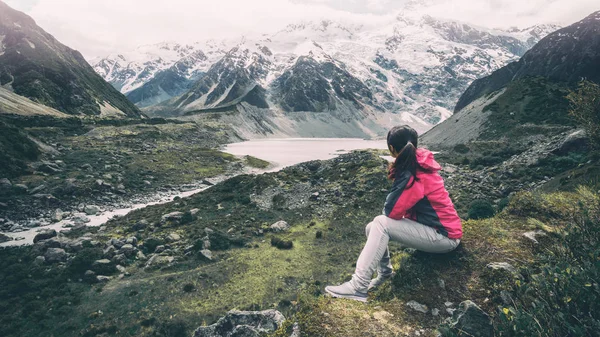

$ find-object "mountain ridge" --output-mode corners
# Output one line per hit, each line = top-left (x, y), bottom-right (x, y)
(0, 1), (142, 118)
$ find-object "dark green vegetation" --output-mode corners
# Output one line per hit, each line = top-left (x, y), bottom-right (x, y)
(0, 113), (240, 220)
(0, 119), (40, 178)
(0, 1), (141, 117)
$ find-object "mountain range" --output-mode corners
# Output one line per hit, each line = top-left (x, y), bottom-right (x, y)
(422, 10), (600, 149)
(92, 8), (560, 136)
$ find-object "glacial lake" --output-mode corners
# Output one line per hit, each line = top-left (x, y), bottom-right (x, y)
(1, 138), (389, 246)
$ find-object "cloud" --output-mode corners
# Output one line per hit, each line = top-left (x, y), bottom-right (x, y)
(5, 0), (599, 59)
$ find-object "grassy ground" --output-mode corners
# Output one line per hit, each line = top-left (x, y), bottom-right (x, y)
(1, 151), (598, 336)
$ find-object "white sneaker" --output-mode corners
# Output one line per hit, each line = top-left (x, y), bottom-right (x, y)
(368, 272), (395, 291)
(325, 282), (368, 302)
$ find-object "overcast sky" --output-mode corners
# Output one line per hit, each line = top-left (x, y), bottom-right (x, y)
(4, 0), (599, 59)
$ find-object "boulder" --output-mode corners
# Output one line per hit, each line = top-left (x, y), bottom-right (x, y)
(33, 256), (46, 265)
(199, 249), (213, 261)
(193, 309), (285, 337)
(270, 220), (290, 233)
(553, 130), (588, 155)
(51, 209), (63, 223)
(166, 233), (181, 242)
(486, 262), (517, 273)
(0, 233), (12, 243)
(44, 248), (67, 263)
(145, 255), (175, 270)
(84, 205), (101, 216)
(84, 270), (97, 283)
(92, 259), (116, 275)
(125, 237), (138, 246)
(161, 211), (184, 222)
(119, 244), (135, 257)
(447, 300), (493, 337)
(0, 178), (12, 190)
(96, 275), (112, 283)
(406, 300), (429, 313)
(72, 213), (90, 225)
(13, 184), (29, 193)
(33, 229), (57, 243)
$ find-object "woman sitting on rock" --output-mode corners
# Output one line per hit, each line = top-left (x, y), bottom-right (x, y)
(325, 125), (463, 302)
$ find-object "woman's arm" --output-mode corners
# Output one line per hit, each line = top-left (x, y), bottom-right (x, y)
(383, 171), (424, 219)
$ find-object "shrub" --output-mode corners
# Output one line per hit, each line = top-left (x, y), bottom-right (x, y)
(496, 202), (600, 336)
(468, 199), (495, 220)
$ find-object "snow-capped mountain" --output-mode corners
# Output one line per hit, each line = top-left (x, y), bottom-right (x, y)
(92, 10), (560, 135)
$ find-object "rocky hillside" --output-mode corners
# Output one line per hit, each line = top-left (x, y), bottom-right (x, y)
(0, 1), (142, 117)
(93, 4), (559, 135)
(454, 10), (600, 113)
(1, 149), (598, 336)
(421, 11), (600, 150)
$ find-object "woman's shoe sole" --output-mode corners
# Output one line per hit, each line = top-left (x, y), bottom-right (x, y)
(324, 288), (368, 302)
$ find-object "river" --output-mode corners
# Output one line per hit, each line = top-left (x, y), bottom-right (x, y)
(1, 138), (388, 247)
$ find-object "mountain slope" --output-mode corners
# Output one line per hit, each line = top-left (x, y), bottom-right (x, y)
(422, 12), (600, 149)
(455, 11), (600, 113)
(0, 1), (142, 117)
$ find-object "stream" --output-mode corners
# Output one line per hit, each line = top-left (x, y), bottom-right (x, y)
(1, 138), (388, 247)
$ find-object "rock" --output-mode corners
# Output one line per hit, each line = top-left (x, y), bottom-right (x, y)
(143, 237), (164, 252)
(190, 208), (200, 216)
(119, 244), (135, 257)
(116, 265), (126, 273)
(92, 259), (116, 274)
(406, 300), (428, 313)
(199, 249), (213, 261)
(136, 251), (147, 261)
(432, 308), (440, 316)
(145, 255), (175, 269)
(112, 253), (127, 266)
(154, 245), (166, 254)
(13, 184), (28, 193)
(132, 220), (148, 231)
(270, 220), (290, 232)
(289, 322), (301, 337)
(44, 248), (67, 263)
(103, 245), (117, 258)
(0, 178), (12, 189)
(166, 233), (181, 242)
(553, 130), (588, 155)
(193, 309), (285, 337)
(125, 237), (138, 246)
(51, 209), (63, 222)
(84, 270), (97, 283)
(96, 275), (112, 283)
(486, 262), (517, 273)
(33, 229), (58, 243)
(110, 238), (125, 249)
(84, 205), (101, 216)
(447, 300), (493, 337)
(29, 184), (46, 195)
(161, 211), (184, 222)
(0, 233), (12, 243)
(72, 213), (90, 224)
(33, 256), (46, 265)
(523, 230), (546, 244)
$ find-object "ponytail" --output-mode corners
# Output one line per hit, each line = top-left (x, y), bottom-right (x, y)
(386, 125), (421, 185)
(387, 141), (418, 183)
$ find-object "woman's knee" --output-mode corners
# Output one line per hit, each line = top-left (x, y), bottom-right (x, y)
(371, 215), (389, 232)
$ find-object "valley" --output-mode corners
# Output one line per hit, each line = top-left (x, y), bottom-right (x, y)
(0, 0), (599, 336)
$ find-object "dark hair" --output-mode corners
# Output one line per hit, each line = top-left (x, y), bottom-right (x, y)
(387, 125), (420, 182)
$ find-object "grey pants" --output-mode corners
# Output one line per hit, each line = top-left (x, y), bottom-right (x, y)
(350, 215), (460, 291)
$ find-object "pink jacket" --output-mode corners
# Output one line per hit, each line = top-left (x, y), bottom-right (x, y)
(383, 148), (463, 239)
